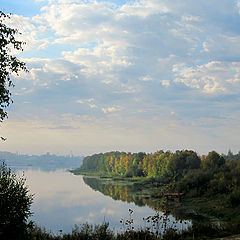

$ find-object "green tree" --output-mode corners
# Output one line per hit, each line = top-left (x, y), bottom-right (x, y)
(0, 11), (27, 123)
(202, 151), (225, 170)
(168, 150), (200, 179)
(0, 162), (33, 240)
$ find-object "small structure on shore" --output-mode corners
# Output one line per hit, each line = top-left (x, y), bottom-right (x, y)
(163, 192), (184, 202)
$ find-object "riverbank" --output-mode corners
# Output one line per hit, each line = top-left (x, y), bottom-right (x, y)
(23, 222), (240, 240)
(73, 171), (240, 238)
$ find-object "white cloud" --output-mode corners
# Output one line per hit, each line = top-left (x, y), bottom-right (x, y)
(2, 0), (240, 155)
(139, 76), (152, 82)
(174, 61), (240, 94)
(181, 15), (201, 22)
(118, 0), (169, 18)
(76, 98), (94, 104)
(62, 44), (132, 77)
(101, 208), (115, 216)
(89, 104), (97, 109)
(102, 106), (122, 114)
(4, 14), (50, 52)
(202, 35), (240, 60)
(161, 80), (170, 87)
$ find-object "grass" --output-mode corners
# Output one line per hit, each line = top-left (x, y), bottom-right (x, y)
(180, 196), (240, 223)
(22, 220), (240, 240)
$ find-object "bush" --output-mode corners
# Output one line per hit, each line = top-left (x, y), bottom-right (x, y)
(61, 223), (114, 240)
(176, 169), (211, 196)
(229, 188), (240, 207)
(116, 229), (156, 240)
(0, 162), (33, 240)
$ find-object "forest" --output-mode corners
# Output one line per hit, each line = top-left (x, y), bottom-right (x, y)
(73, 150), (240, 207)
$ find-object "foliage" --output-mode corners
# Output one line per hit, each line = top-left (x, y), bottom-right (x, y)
(201, 151), (225, 170)
(24, 220), (240, 240)
(229, 188), (240, 207)
(62, 223), (114, 240)
(176, 157), (240, 200)
(176, 168), (212, 197)
(0, 11), (27, 122)
(76, 149), (240, 216)
(0, 162), (33, 240)
(76, 150), (201, 181)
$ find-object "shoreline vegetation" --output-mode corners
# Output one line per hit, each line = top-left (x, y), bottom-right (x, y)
(23, 221), (240, 240)
(69, 149), (240, 238)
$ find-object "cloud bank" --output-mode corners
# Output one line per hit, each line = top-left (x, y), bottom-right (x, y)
(1, 0), (240, 155)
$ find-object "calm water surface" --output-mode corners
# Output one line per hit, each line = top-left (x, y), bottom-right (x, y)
(15, 168), (190, 234)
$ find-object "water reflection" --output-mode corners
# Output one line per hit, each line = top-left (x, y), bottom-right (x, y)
(15, 169), (190, 234)
(83, 177), (192, 232)
(83, 177), (159, 208)
(83, 177), (193, 221)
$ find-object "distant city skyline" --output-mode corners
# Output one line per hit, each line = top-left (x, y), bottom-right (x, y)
(1, 0), (240, 156)
(0, 150), (83, 157)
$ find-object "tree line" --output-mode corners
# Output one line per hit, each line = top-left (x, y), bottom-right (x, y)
(76, 149), (240, 206)
(76, 149), (234, 179)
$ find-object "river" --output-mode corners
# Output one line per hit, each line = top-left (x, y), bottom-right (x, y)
(14, 167), (190, 234)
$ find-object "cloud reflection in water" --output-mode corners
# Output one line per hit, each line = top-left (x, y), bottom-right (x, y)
(20, 169), (189, 234)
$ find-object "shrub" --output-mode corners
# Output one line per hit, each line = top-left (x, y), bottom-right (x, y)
(0, 162), (33, 240)
(229, 188), (240, 207)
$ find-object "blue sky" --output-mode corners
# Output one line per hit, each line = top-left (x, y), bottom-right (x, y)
(1, 0), (240, 156)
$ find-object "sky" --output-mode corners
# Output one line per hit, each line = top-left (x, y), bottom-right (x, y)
(1, 0), (240, 156)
